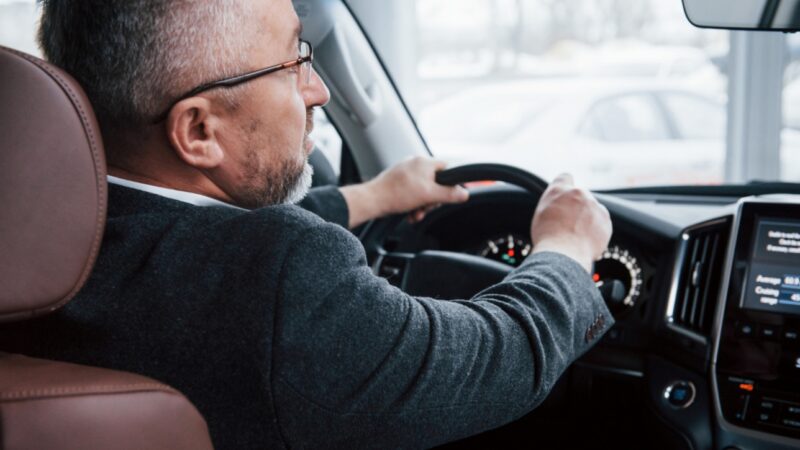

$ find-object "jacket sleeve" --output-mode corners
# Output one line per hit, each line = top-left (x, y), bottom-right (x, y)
(296, 186), (349, 228)
(272, 221), (613, 449)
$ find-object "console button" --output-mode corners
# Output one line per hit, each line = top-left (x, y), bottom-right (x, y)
(759, 399), (777, 410)
(781, 418), (800, 430)
(757, 411), (778, 424)
(778, 403), (800, 429)
(784, 404), (800, 418)
(784, 329), (799, 344)
(756, 399), (779, 424)
(664, 381), (696, 409)
(759, 325), (781, 340)
(735, 322), (755, 338)
(722, 376), (753, 422)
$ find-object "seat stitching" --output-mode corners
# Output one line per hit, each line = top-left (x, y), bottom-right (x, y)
(1, 382), (178, 400)
(0, 47), (107, 318)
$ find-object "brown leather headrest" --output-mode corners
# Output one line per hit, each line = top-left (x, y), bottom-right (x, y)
(0, 46), (107, 323)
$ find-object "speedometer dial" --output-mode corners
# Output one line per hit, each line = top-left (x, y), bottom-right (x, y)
(480, 234), (532, 267)
(593, 245), (643, 308)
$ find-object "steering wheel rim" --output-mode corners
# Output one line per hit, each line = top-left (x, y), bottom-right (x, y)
(434, 163), (548, 194)
(360, 163), (548, 266)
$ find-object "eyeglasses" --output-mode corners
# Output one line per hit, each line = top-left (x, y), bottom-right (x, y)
(153, 39), (314, 123)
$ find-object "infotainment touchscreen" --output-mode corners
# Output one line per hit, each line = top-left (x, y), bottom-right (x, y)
(743, 218), (800, 315)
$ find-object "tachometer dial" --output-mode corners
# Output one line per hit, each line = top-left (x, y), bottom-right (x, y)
(593, 245), (643, 308)
(480, 234), (532, 267)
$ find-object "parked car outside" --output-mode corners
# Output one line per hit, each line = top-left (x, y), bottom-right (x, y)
(419, 78), (800, 188)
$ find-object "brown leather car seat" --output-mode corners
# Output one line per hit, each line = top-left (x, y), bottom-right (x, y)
(0, 46), (214, 450)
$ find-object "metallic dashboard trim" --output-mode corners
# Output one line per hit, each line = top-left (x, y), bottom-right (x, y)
(709, 197), (800, 448)
(573, 361), (644, 379)
(664, 217), (731, 345)
(663, 380), (697, 410)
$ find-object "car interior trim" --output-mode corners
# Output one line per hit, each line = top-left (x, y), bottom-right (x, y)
(663, 218), (734, 345)
(709, 197), (800, 449)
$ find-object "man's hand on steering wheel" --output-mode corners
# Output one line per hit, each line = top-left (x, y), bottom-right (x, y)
(356, 163), (612, 301)
(531, 173), (612, 273)
(340, 156), (469, 229)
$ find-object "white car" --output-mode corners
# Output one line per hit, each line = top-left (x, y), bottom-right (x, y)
(420, 78), (800, 188)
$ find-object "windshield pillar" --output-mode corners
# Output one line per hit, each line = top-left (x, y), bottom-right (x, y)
(347, 0), (418, 108)
(726, 31), (784, 183)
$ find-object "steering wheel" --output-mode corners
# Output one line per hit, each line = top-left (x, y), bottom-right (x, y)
(360, 163), (549, 299)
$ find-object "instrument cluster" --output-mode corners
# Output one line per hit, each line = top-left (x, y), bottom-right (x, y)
(477, 237), (644, 310)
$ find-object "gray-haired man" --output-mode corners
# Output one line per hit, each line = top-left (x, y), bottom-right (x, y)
(5, 0), (614, 448)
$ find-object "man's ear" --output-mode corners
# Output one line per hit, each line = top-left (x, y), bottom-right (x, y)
(166, 97), (225, 169)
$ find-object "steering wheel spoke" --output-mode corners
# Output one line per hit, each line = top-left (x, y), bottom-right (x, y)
(373, 251), (415, 288)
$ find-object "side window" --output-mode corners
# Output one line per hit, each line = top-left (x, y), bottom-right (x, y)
(308, 109), (351, 187)
(310, 109), (342, 177)
(582, 94), (670, 142)
(0, 1), (40, 55)
(660, 92), (725, 140)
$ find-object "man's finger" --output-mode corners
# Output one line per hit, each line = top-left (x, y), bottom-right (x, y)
(432, 159), (448, 171)
(448, 186), (469, 203)
(551, 173), (574, 187)
(432, 184), (468, 204)
(408, 209), (426, 223)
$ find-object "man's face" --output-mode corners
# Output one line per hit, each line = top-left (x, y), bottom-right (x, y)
(217, 0), (330, 208)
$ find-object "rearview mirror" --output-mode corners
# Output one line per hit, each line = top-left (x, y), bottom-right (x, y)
(683, 0), (800, 31)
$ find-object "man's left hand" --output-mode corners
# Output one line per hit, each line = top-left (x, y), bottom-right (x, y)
(341, 156), (469, 229)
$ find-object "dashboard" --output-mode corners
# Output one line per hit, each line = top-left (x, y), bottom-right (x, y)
(376, 184), (800, 450)
(468, 233), (643, 310)
(713, 200), (800, 449)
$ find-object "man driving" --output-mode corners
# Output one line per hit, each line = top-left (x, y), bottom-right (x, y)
(4, 0), (614, 448)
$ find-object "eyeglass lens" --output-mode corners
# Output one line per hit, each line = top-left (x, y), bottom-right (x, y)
(300, 41), (312, 85)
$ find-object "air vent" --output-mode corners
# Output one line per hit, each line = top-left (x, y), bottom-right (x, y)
(668, 218), (731, 339)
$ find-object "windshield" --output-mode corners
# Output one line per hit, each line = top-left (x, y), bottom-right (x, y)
(4, 0), (799, 189)
(348, 0), (799, 189)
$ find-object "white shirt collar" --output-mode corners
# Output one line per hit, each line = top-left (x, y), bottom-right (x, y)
(107, 175), (246, 210)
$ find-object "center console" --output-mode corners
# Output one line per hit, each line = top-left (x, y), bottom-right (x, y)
(714, 199), (800, 445)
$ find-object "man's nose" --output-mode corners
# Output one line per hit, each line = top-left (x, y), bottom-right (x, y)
(304, 68), (330, 108)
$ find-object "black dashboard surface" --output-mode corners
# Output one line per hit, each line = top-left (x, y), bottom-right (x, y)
(376, 184), (800, 450)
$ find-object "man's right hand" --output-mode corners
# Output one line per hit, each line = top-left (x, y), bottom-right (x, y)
(530, 173), (612, 273)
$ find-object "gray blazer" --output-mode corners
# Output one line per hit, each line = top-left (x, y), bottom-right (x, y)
(1, 184), (612, 449)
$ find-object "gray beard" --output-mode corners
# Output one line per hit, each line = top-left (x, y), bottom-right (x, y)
(282, 162), (314, 205)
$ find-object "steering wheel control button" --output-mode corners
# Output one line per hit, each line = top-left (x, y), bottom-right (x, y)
(377, 255), (410, 287)
(664, 381), (696, 409)
(735, 321), (755, 338)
